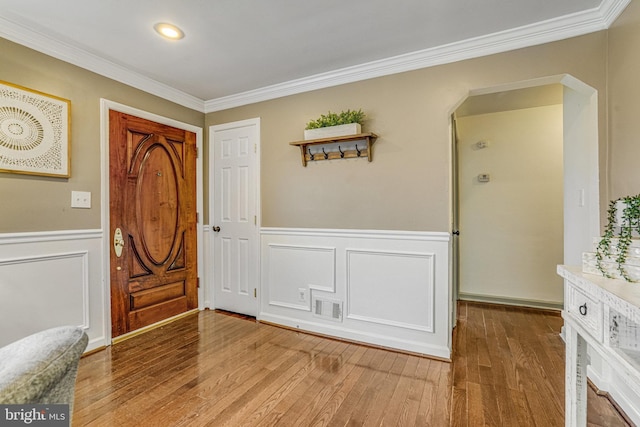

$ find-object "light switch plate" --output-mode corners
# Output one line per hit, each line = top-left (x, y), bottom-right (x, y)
(71, 191), (91, 209)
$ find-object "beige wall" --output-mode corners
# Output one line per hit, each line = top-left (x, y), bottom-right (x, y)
(7, 11), (638, 234)
(608, 0), (640, 201)
(206, 33), (607, 231)
(0, 38), (204, 233)
(456, 105), (564, 304)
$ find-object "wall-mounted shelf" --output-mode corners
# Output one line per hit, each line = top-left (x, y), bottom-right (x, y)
(290, 132), (378, 166)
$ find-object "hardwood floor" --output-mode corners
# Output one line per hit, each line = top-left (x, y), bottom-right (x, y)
(73, 302), (630, 426)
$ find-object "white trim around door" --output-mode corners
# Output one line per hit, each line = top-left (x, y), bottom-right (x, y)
(100, 99), (205, 343)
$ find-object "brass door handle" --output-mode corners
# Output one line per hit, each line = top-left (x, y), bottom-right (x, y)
(114, 227), (125, 257)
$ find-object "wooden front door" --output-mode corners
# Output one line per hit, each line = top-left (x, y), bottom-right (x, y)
(109, 111), (198, 337)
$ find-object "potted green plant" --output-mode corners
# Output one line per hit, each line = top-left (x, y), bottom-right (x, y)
(595, 194), (640, 282)
(304, 109), (365, 140)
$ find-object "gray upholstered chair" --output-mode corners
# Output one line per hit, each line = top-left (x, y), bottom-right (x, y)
(0, 326), (88, 413)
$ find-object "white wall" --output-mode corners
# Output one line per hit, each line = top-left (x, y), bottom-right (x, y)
(562, 84), (601, 264)
(259, 228), (451, 359)
(0, 230), (107, 351)
(456, 104), (564, 306)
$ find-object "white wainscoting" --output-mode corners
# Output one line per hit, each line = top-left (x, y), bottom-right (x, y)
(0, 230), (106, 352)
(260, 228), (451, 359)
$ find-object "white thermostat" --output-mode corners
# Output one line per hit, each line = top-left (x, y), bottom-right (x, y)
(477, 173), (491, 183)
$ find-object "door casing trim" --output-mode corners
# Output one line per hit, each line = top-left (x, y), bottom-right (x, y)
(100, 99), (204, 344)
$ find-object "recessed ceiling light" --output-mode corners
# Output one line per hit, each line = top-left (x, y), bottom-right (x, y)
(154, 23), (185, 40)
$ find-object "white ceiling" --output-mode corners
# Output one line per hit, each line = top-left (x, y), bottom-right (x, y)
(0, 0), (629, 112)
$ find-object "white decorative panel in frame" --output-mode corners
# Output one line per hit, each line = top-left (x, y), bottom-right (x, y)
(221, 237), (232, 291)
(221, 138), (232, 158)
(238, 136), (249, 156)
(346, 249), (435, 332)
(260, 228), (451, 359)
(238, 166), (249, 222)
(221, 167), (232, 221)
(0, 229), (105, 352)
(0, 252), (88, 334)
(0, 81), (70, 177)
(267, 244), (336, 311)
(238, 238), (250, 295)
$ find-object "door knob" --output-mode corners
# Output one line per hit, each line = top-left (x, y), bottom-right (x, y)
(213, 226), (221, 232)
(452, 230), (460, 236)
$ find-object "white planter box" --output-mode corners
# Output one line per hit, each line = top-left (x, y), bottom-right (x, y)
(304, 123), (361, 140)
(583, 251), (640, 281)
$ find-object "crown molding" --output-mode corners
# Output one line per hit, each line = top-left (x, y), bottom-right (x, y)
(600, 0), (632, 26)
(0, 16), (205, 112)
(0, 0), (629, 115)
(204, 0), (630, 113)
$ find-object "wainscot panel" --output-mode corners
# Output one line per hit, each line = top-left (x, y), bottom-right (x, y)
(260, 228), (451, 359)
(0, 230), (106, 352)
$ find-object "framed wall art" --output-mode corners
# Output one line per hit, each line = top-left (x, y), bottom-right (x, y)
(0, 80), (71, 178)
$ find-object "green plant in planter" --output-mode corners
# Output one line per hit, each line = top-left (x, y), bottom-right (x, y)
(305, 109), (365, 130)
(596, 194), (640, 282)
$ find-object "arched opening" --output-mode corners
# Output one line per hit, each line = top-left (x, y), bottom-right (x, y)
(450, 75), (600, 313)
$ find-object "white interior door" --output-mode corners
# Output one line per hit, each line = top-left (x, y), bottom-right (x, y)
(210, 118), (260, 316)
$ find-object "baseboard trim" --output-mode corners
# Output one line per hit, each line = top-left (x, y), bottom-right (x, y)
(111, 308), (200, 344)
(458, 292), (563, 311)
(258, 312), (451, 360)
(260, 319), (451, 362)
(81, 345), (107, 357)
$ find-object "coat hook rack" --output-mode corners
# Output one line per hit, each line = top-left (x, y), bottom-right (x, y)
(290, 133), (378, 166)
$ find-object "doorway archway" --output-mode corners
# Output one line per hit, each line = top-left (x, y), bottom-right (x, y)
(450, 74), (600, 310)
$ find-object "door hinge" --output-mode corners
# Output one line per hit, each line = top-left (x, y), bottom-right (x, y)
(195, 146), (199, 158)
(254, 288), (257, 298)
(254, 215), (257, 225)
(197, 277), (200, 288)
(254, 143), (257, 154)
(196, 212), (199, 223)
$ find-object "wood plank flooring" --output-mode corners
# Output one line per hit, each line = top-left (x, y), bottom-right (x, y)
(73, 302), (630, 426)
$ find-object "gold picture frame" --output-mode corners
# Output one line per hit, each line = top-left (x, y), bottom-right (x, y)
(0, 80), (71, 178)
